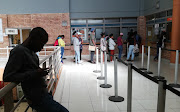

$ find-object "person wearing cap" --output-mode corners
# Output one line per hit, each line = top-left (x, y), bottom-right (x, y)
(117, 33), (123, 60)
(73, 32), (82, 64)
(89, 28), (96, 63)
(58, 35), (65, 63)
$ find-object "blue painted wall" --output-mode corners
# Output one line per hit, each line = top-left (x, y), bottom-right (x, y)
(0, 0), (69, 14)
(144, 0), (173, 16)
(70, 0), (142, 19)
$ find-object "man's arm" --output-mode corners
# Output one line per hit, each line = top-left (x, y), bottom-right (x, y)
(3, 49), (46, 82)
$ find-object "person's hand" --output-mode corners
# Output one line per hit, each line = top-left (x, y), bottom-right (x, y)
(37, 68), (49, 77)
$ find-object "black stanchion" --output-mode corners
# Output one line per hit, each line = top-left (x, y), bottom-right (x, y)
(127, 63), (132, 112)
(157, 79), (166, 112)
(109, 56), (124, 102)
(100, 52), (112, 88)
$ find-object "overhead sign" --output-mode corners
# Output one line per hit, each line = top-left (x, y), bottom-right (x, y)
(5, 28), (18, 35)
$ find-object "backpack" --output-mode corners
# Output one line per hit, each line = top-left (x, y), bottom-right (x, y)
(136, 35), (141, 45)
(53, 39), (59, 46)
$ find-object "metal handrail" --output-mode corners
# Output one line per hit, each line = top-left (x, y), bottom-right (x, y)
(0, 46), (61, 112)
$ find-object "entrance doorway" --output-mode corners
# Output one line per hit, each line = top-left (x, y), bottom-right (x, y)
(9, 28), (31, 46)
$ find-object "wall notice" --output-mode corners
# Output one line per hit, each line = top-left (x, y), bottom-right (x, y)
(0, 19), (3, 42)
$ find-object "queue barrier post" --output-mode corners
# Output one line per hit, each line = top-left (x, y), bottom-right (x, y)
(100, 51), (112, 88)
(139, 45), (147, 70)
(154, 48), (165, 79)
(97, 50), (105, 80)
(169, 50), (180, 88)
(93, 47), (101, 73)
(127, 63), (132, 112)
(109, 56), (124, 102)
(157, 80), (166, 112)
(144, 46), (153, 74)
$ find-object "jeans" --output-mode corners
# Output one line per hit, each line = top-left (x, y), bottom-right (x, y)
(154, 44), (161, 60)
(30, 93), (69, 112)
(127, 45), (135, 60)
(91, 51), (95, 62)
(61, 47), (64, 63)
(75, 50), (80, 64)
(118, 45), (123, 59)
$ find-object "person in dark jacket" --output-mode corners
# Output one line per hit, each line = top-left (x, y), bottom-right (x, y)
(154, 31), (166, 61)
(3, 27), (69, 112)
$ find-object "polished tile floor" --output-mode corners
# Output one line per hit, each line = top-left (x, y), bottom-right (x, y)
(54, 55), (180, 112)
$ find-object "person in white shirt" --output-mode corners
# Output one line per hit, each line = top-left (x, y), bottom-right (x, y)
(100, 32), (107, 61)
(109, 34), (116, 61)
(73, 32), (82, 64)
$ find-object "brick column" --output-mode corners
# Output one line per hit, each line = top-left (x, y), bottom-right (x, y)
(171, 0), (180, 63)
(137, 16), (146, 52)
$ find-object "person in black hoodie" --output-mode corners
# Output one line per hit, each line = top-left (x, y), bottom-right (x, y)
(154, 31), (166, 61)
(3, 27), (69, 112)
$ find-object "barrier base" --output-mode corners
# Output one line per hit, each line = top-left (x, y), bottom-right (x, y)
(144, 71), (153, 74)
(100, 84), (112, 88)
(93, 70), (101, 73)
(154, 76), (165, 80)
(97, 76), (105, 80)
(109, 96), (124, 102)
(169, 83), (180, 88)
(139, 68), (147, 70)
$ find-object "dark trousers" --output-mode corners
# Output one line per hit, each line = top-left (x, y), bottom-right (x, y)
(30, 93), (69, 112)
(154, 44), (161, 60)
(80, 49), (82, 60)
(91, 51), (95, 62)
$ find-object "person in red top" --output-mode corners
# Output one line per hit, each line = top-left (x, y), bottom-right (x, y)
(117, 33), (123, 59)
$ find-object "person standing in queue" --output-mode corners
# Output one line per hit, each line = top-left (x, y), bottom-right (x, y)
(3, 27), (69, 112)
(117, 33), (123, 60)
(100, 32), (107, 61)
(89, 28), (96, 64)
(58, 35), (65, 63)
(108, 34), (116, 62)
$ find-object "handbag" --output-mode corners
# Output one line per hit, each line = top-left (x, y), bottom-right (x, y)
(89, 45), (96, 51)
(133, 44), (139, 53)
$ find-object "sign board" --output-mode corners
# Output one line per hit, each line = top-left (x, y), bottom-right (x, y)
(5, 28), (18, 35)
(0, 19), (3, 42)
(167, 17), (172, 21)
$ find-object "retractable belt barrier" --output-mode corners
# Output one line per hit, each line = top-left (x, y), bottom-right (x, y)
(93, 47), (101, 73)
(97, 49), (105, 80)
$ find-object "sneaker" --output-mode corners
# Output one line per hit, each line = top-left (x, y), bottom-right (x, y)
(91, 61), (96, 64)
(127, 59), (131, 61)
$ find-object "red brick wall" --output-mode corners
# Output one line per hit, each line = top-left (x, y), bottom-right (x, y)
(137, 16), (146, 45)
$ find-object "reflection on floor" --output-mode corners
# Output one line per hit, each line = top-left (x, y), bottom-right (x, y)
(54, 55), (180, 112)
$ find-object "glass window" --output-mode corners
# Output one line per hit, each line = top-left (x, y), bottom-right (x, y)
(105, 27), (120, 41)
(71, 20), (86, 24)
(88, 19), (103, 24)
(71, 28), (87, 41)
(105, 18), (120, 23)
(155, 11), (166, 19)
(167, 9), (172, 16)
(122, 17), (137, 22)
(10, 30), (20, 45)
(146, 15), (155, 21)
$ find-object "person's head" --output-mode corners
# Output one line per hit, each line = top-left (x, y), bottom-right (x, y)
(77, 32), (82, 38)
(120, 33), (123, 37)
(91, 28), (95, 34)
(100, 32), (105, 38)
(109, 34), (113, 38)
(72, 31), (77, 37)
(23, 27), (48, 52)
(61, 35), (65, 39)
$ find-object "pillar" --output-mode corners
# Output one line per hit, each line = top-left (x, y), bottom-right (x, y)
(171, 0), (180, 63)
